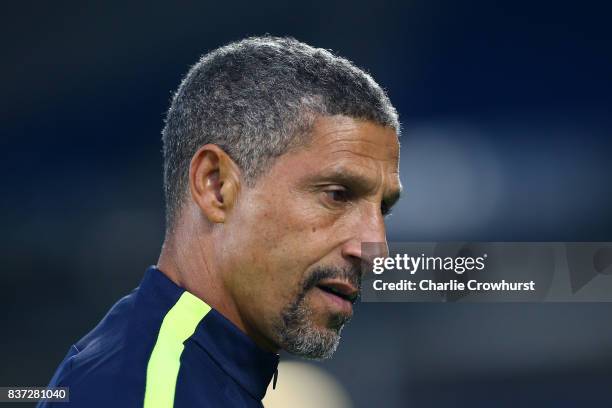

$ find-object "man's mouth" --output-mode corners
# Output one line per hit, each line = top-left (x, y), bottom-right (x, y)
(315, 280), (359, 304)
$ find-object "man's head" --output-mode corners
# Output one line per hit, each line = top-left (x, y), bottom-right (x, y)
(160, 36), (401, 359)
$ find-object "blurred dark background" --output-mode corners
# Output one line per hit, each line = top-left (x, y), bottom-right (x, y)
(2, 1), (611, 406)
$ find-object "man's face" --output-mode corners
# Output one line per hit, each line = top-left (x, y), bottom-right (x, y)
(220, 115), (401, 359)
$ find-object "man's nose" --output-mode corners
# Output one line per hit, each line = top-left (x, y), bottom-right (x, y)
(341, 206), (388, 264)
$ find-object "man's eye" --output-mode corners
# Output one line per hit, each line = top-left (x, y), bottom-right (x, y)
(325, 188), (351, 203)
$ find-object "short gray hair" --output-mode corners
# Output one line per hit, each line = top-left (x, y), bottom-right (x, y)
(162, 36), (399, 229)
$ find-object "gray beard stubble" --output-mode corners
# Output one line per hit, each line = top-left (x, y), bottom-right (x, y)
(275, 265), (361, 360)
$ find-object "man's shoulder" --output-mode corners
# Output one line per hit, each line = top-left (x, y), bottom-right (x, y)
(41, 286), (161, 406)
(49, 290), (137, 379)
(60, 269), (182, 378)
(41, 268), (268, 407)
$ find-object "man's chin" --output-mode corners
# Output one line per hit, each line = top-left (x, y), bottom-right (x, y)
(277, 316), (344, 360)
(276, 289), (353, 360)
(283, 326), (342, 360)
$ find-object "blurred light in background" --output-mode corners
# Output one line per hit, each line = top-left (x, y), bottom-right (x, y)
(263, 361), (352, 408)
(388, 117), (612, 241)
(390, 121), (503, 238)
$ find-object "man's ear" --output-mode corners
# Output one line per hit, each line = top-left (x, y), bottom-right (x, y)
(188, 144), (242, 223)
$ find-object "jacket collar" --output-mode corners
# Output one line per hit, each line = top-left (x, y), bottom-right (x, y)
(144, 266), (279, 401)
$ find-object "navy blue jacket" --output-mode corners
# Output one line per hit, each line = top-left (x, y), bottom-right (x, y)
(39, 266), (279, 407)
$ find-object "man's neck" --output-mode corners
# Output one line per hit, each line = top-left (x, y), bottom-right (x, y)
(156, 233), (279, 354)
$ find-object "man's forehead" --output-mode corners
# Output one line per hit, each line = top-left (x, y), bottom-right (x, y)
(308, 116), (400, 162)
(286, 115), (401, 194)
(263, 115), (400, 190)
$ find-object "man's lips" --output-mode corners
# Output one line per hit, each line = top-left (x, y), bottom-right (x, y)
(315, 279), (359, 304)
